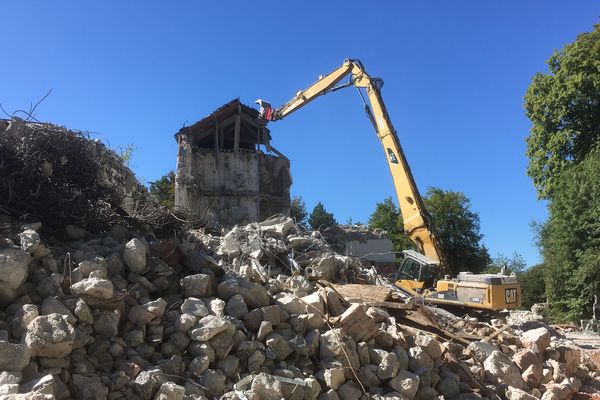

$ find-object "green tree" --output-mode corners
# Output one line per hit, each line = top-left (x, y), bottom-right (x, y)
(149, 171), (175, 208)
(308, 202), (336, 231)
(290, 196), (308, 226)
(483, 252), (527, 275)
(520, 264), (546, 310)
(524, 23), (600, 199)
(537, 149), (600, 321)
(424, 187), (490, 275)
(368, 197), (413, 252)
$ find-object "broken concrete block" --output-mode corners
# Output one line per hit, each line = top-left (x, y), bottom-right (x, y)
(522, 363), (543, 388)
(337, 381), (363, 400)
(520, 327), (551, 354)
(129, 298), (167, 325)
(414, 332), (444, 359)
(266, 333), (293, 360)
(11, 304), (39, 338)
(319, 329), (360, 371)
(388, 369), (420, 399)
(337, 303), (379, 343)
(557, 345), (581, 376)
(506, 386), (538, 400)
(318, 389), (341, 400)
(217, 275), (269, 308)
(180, 297), (209, 317)
(376, 351), (401, 380)
(483, 351), (527, 390)
(181, 273), (213, 297)
(189, 315), (235, 342)
(19, 229), (40, 254)
(0, 342), (30, 372)
(252, 373), (296, 400)
(436, 376), (460, 399)
(154, 381), (185, 400)
(307, 255), (338, 281)
(0, 248), (31, 304)
(275, 292), (305, 315)
(261, 305), (282, 325)
(24, 313), (75, 358)
(317, 368), (346, 390)
(257, 321), (273, 342)
(301, 291), (325, 314)
(225, 294), (248, 318)
(259, 216), (295, 237)
(408, 346), (434, 372)
(71, 277), (114, 299)
(123, 238), (147, 273)
(512, 350), (542, 372)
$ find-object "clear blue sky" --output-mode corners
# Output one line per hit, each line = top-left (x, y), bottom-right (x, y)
(1, 2), (598, 266)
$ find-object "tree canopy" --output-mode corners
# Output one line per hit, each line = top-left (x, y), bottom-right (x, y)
(369, 188), (489, 275)
(423, 188), (490, 275)
(290, 196), (308, 226)
(524, 22), (600, 322)
(537, 149), (600, 321)
(524, 23), (600, 199)
(483, 252), (527, 275)
(149, 171), (175, 208)
(368, 197), (413, 252)
(308, 202), (336, 231)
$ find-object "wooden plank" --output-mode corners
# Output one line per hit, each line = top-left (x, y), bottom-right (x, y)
(234, 113), (241, 153)
(331, 284), (392, 304)
(369, 301), (414, 310)
(483, 324), (511, 342)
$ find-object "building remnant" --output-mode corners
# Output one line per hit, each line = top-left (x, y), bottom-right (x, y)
(324, 225), (397, 276)
(174, 99), (292, 228)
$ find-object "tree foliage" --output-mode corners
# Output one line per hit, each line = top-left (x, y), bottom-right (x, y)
(308, 202), (336, 231)
(520, 264), (546, 310)
(290, 196), (308, 226)
(424, 187), (490, 275)
(369, 189), (489, 275)
(524, 23), (600, 199)
(368, 197), (413, 252)
(483, 252), (527, 275)
(524, 22), (600, 322)
(149, 171), (175, 208)
(537, 149), (600, 321)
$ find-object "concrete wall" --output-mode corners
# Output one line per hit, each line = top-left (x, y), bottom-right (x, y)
(175, 143), (291, 228)
(93, 141), (150, 214)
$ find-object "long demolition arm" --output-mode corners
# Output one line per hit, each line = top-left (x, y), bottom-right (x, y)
(261, 59), (445, 266)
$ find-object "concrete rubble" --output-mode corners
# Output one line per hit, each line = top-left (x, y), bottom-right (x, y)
(0, 215), (599, 400)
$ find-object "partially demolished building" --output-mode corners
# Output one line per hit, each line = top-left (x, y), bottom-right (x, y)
(174, 99), (292, 227)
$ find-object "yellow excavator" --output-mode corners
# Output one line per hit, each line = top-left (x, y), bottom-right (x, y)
(257, 59), (521, 311)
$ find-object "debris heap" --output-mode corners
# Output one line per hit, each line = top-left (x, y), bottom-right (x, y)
(0, 215), (599, 400)
(0, 118), (194, 236)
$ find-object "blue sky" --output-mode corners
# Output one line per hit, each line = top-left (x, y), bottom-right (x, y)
(1, 2), (598, 266)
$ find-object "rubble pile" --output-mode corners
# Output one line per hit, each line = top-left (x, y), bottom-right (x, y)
(0, 215), (599, 400)
(0, 118), (195, 236)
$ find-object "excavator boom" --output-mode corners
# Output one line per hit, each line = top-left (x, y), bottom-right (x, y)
(259, 59), (446, 270)
(257, 59), (523, 311)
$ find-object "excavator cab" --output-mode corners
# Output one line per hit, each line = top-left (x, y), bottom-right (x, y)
(394, 250), (440, 293)
(394, 249), (522, 310)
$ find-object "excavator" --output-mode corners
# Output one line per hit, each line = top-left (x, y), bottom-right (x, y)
(256, 59), (521, 311)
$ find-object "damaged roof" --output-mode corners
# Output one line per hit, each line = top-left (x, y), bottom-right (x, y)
(177, 98), (265, 138)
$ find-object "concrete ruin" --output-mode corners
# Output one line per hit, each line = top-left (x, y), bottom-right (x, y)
(174, 99), (292, 227)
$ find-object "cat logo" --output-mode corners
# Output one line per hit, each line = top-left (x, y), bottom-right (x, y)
(505, 288), (518, 304)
